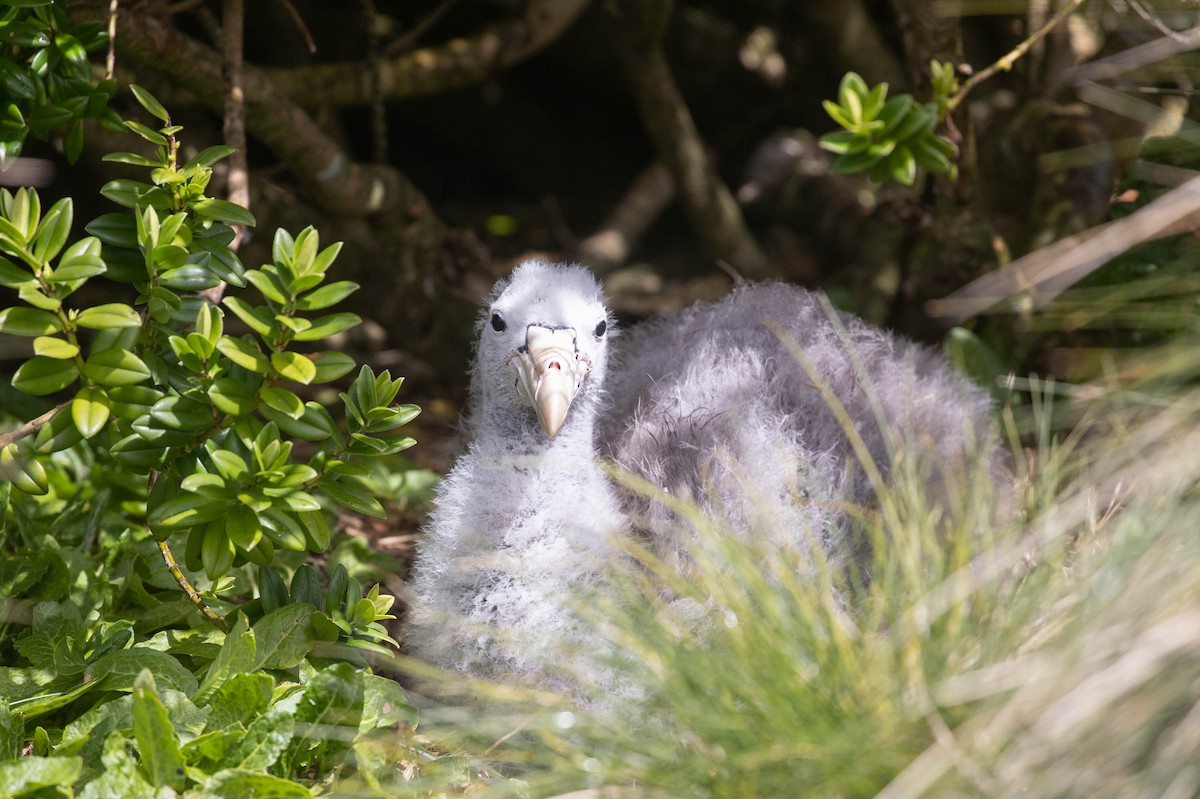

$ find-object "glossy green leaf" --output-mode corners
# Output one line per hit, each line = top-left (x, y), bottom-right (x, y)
(320, 478), (386, 519)
(31, 197), (72, 262)
(192, 198), (255, 227)
(311, 351), (356, 383)
(12, 356), (78, 395)
(150, 490), (228, 530)
(132, 670), (186, 791)
(295, 279), (359, 311)
(149, 394), (212, 430)
(81, 347), (151, 386)
(184, 144), (237, 169)
(259, 387), (305, 419)
(71, 386), (110, 438)
(210, 449), (250, 482)
(215, 335), (269, 373)
(223, 296), (273, 338)
(129, 84), (170, 122)
(75, 302), (140, 329)
(208, 377), (256, 416)
(251, 604), (314, 670)
(33, 406), (82, 453)
(0, 307), (61, 336)
(193, 615), (256, 707)
(271, 351), (316, 384)
(0, 444), (49, 495)
(291, 312), (360, 342)
(85, 212), (138, 247)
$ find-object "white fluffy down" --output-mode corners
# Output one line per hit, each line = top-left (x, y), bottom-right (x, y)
(406, 261), (1006, 692)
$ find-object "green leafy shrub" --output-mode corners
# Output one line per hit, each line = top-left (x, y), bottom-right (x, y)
(0, 87), (444, 795)
(819, 64), (959, 185)
(0, 0), (119, 164)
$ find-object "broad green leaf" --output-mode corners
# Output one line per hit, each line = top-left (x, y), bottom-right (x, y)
(225, 504), (262, 550)
(184, 145), (237, 169)
(230, 708), (295, 771)
(192, 198), (256, 227)
(100, 176), (169, 208)
(203, 672), (272, 733)
(296, 277), (360, 307)
(12, 356), (78, 395)
(320, 478), (386, 519)
(85, 212), (138, 247)
(90, 649), (198, 695)
(107, 385), (164, 421)
(132, 670), (186, 791)
(196, 769), (313, 799)
(130, 84), (170, 122)
(291, 312), (360, 342)
(102, 151), (161, 167)
(180, 471), (231, 500)
(252, 604), (314, 670)
(0, 255), (32, 288)
(75, 302), (140, 329)
(299, 510), (330, 553)
(259, 387), (305, 419)
(242, 269), (288, 305)
(360, 673), (418, 732)
(0, 442), (49, 495)
(122, 119), (168, 145)
(210, 449), (250, 481)
(82, 347), (151, 386)
(71, 386), (110, 438)
(222, 296), (273, 337)
(0, 756), (83, 797)
(33, 406), (83, 453)
(202, 522), (236, 580)
(271, 351), (316, 384)
(76, 732), (156, 799)
(193, 615), (255, 706)
(208, 377), (256, 417)
(216, 335), (269, 373)
(31, 198), (72, 262)
(150, 490), (229, 530)
(260, 404), (332, 442)
(311, 351), (356, 383)
(0, 307), (61, 336)
(48, 253), (105, 282)
(290, 565), (322, 609)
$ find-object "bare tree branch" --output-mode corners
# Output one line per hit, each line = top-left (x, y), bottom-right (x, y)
(68, 0), (445, 261)
(262, 0), (591, 106)
(221, 0), (248, 240)
(577, 162), (674, 274)
(613, 0), (771, 279)
(0, 403), (68, 450)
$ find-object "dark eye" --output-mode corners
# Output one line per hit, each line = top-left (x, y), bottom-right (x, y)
(594, 319), (607, 337)
(490, 313), (506, 332)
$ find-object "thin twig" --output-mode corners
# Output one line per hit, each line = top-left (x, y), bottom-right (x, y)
(158, 539), (227, 629)
(273, 0), (317, 54)
(362, 0), (388, 163)
(105, 0), (118, 79)
(947, 0), (1087, 112)
(222, 0), (248, 248)
(1126, 0), (1192, 42)
(614, 0), (771, 278)
(0, 402), (68, 449)
(383, 0), (460, 56)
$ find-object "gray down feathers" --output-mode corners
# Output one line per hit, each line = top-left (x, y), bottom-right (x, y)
(406, 259), (1005, 689)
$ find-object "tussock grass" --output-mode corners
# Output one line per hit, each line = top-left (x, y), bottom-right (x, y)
(381, 381), (1200, 798)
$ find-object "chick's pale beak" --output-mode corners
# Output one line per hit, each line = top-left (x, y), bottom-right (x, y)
(511, 325), (589, 437)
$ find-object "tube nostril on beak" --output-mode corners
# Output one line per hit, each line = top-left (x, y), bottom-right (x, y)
(548, 360), (561, 370)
